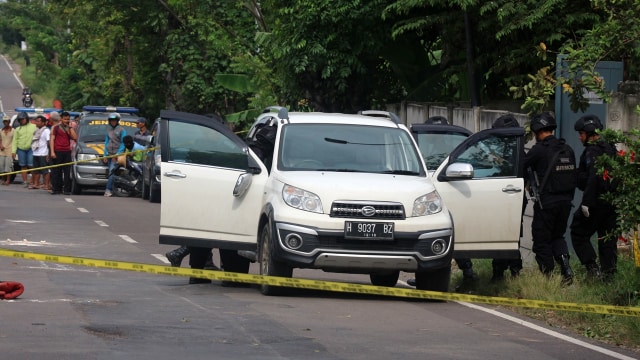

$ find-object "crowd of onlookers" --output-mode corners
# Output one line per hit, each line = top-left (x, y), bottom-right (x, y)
(0, 111), (78, 194)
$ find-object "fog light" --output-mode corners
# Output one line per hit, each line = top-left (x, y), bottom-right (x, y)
(431, 239), (446, 255)
(285, 233), (303, 250)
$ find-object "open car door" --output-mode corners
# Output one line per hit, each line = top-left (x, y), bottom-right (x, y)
(433, 127), (525, 259)
(158, 110), (268, 250)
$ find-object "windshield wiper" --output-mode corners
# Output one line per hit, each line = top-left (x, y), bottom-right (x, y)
(381, 170), (420, 175)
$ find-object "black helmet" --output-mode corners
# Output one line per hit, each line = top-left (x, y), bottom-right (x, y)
(492, 114), (519, 129)
(530, 112), (557, 132)
(425, 116), (449, 125)
(574, 114), (603, 134)
(17, 112), (29, 120)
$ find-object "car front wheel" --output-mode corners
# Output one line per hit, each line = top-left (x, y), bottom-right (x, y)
(259, 223), (293, 296)
(71, 176), (82, 195)
(141, 175), (149, 200)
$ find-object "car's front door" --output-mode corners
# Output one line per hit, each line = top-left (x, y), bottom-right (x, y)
(433, 127), (525, 258)
(158, 110), (268, 250)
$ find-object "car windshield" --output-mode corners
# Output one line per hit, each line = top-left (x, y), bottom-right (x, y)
(78, 116), (138, 142)
(278, 124), (424, 175)
(415, 132), (469, 169)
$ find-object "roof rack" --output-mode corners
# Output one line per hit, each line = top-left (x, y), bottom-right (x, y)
(358, 110), (400, 124)
(82, 106), (139, 114)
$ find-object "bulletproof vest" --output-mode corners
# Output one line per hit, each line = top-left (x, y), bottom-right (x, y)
(540, 138), (577, 194)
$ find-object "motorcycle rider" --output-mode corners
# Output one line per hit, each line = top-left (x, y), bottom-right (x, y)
(103, 113), (126, 197)
(22, 88), (33, 107)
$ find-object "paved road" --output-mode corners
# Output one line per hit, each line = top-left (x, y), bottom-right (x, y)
(1, 56), (637, 360)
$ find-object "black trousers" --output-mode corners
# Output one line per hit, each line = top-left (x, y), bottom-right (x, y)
(531, 202), (572, 273)
(51, 150), (72, 193)
(570, 204), (618, 273)
(188, 247), (249, 273)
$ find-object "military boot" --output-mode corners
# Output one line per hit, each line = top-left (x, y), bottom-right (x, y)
(585, 262), (602, 281)
(165, 246), (190, 267)
(555, 254), (574, 287)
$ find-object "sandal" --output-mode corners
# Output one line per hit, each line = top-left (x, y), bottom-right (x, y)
(28, 185), (39, 189)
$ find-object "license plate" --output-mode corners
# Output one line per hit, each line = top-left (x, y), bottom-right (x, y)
(344, 221), (394, 240)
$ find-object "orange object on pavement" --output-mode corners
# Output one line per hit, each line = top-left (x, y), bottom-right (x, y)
(0, 281), (25, 299)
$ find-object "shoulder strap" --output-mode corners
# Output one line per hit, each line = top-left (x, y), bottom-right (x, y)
(538, 139), (568, 193)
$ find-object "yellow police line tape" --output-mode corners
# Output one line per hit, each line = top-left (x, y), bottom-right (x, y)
(1, 248), (639, 317)
(0, 148), (155, 178)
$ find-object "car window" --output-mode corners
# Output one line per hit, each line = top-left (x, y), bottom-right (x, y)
(168, 120), (247, 170)
(450, 135), (519, 178)
(278, 124), (423, 175)
(416, 132), (469, 169)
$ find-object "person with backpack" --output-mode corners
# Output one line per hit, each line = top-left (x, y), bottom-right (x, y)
(525, 112), (577, 286)
(570, 115), (618, 281)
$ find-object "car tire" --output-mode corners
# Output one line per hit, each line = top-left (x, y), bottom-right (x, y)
(369, 271), (400, 287)
(71, 177), (82, 195)
(415, 266), (451, 294)
(259, 222), (292, 296)
(141, 175), (149, 200)
(149, 176), (160, 203)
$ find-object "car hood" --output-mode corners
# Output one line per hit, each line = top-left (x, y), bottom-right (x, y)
(274, 171), (438, 207)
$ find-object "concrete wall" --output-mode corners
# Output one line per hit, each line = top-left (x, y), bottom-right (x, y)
(609, 81), (640, 132)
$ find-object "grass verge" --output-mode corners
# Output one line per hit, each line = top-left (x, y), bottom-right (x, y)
(453, 253), (640, 353)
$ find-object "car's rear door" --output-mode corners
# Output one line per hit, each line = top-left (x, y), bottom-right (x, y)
(158, 110), (268, 250)
(433, 127), (525, 258)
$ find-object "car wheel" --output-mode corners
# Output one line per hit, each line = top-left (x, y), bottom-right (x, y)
(71, 177), (82, 195)
(112, 186), (130, 197)
(369, 271), (400, 287)
(415, 266), (451, 294)
(259, 223), (292, 296)
(149, 176), (160, 203)
(141, 175), (149, 200)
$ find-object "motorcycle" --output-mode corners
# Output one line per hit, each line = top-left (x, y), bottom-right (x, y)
(108, 155), (143, 197)
(22, 93), (33, 107)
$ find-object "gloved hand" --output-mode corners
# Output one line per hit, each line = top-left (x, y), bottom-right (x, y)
(581, 205), (590, 218)
(0, 281), (25, 300)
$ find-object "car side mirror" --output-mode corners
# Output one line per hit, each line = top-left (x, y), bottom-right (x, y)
(233, 173), (253, 197)
(439, 162), (474, 181)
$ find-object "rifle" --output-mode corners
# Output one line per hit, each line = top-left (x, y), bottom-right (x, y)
(526, 167), (543, 209)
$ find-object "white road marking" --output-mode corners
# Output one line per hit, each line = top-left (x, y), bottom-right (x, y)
(6, 219), (38, 224)
(65, 198), (75, 203)
(456, 301), (636, 360)
(13, 72), (24, 88)
(78, 208), (89, 213)
(95, 220), (109, 227)
(152, 254), (171, 264)
(26, 262), (100, 273)
(2, 55), (14, 70)
(118, 234), (137, 243)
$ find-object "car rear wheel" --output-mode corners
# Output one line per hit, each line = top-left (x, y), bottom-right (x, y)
(415, 266), (451, 294)
(369, 271), (400, 287)
(149, 176), (160, 203)
(259, 223), (292, 296)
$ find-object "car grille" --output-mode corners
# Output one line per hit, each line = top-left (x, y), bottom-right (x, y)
(330, 201), (405, 220)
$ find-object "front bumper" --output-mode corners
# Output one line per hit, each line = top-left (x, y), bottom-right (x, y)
(272, 222), (453, 273)
(73, 163), (109, 187)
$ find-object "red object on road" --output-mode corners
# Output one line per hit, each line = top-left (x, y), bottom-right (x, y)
(0, 281), (25, 299)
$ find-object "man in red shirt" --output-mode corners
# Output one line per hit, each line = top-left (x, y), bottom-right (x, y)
(49, 112), (77, 195)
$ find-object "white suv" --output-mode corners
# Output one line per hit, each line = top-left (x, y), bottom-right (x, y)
(159, 108), (524, 295)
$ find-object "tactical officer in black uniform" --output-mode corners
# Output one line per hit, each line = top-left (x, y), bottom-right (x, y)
(525, 112), (576, 286)
(490, 115), (524, 281)
(570, 115), (618, 280)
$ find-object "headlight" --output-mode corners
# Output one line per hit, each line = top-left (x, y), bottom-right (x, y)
(282, 184), (323, 213)
(77, 153), (100, 164)
(412, 190), (442, 216)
